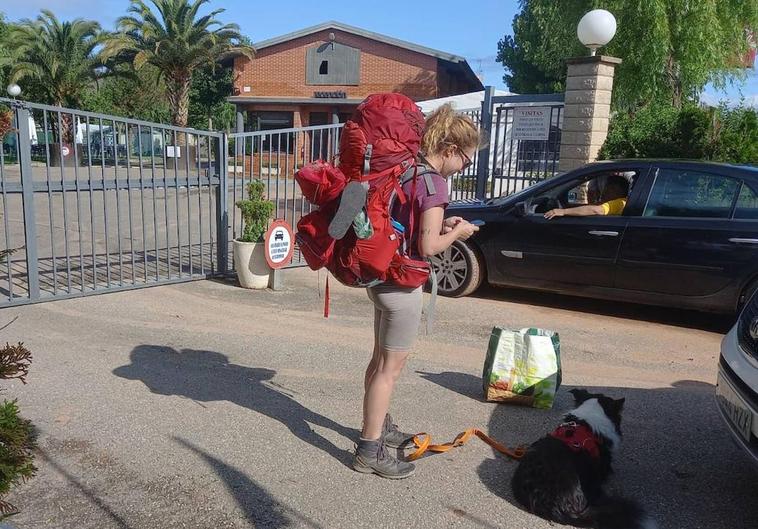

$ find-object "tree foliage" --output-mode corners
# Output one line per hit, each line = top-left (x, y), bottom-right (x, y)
(599, 103), (758, 163)
(187, 63), (235, 131)
(0, 13), (11, 90)
(7, 10), (107, 107)
(103, 0), (253, 127)
(81, 64), (171, 123)
(498, 1), (758, 108)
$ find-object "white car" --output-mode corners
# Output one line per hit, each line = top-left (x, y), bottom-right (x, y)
(716, 289), (758, 464)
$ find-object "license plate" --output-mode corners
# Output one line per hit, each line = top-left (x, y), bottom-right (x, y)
(717, 372), (754, 442)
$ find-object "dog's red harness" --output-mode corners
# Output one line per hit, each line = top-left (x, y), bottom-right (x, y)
(549, 422), (601, 459)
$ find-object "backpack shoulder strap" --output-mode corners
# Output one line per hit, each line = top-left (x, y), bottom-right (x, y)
(401, 163), (437, 196)
(389, 163), (438, 222)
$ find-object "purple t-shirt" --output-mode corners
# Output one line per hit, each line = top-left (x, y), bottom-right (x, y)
(391, 170), (449, 258)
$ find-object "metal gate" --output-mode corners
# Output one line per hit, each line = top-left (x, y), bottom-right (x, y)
(0, 97), (225, 307)
(0, 88), (564, 307)
(223, 123), (343, 272)
(449, 88), (565, 201)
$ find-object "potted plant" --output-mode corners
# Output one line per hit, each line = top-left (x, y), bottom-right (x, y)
(233, 180), (274, 289)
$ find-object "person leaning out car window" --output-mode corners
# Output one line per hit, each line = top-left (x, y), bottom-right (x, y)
(545, 172), (632, 220)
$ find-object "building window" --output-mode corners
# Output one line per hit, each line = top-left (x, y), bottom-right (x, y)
(247, 111), (295, 153)
(247, 111), (293, 131)
(308, 112), (352, 126)
(308, 112), (352, 160)
(306, 42), (360, 85)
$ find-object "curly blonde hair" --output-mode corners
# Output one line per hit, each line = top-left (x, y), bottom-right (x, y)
(421, 103), (480, 157)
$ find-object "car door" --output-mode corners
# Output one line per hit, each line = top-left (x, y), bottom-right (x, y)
(616, 166), (758, 302)
(493, 166), (648, 289)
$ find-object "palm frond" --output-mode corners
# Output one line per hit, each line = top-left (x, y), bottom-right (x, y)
(7, 11), (106, 106)
(99, 0), (252, 127)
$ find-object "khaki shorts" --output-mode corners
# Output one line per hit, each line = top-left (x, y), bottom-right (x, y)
(367, 284), (423, 353)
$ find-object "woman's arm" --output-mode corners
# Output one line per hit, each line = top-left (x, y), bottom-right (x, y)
(417, 207), (477, 257)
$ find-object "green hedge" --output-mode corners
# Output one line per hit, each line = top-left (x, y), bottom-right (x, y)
(599, 103), (758, 164)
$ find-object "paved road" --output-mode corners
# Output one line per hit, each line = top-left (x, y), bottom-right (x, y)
(3, 268), (755, 528)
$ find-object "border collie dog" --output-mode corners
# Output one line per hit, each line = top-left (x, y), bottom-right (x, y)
(511, 389), (656, 529)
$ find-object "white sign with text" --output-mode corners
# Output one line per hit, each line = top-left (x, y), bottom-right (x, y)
(512, 107), (551, 141)
(264, 220), (294, 269)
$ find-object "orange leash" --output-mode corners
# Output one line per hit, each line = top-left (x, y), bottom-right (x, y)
(406, 428), (528, 462)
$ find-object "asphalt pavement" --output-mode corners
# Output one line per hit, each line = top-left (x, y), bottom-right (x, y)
(3, 267), (754, 529)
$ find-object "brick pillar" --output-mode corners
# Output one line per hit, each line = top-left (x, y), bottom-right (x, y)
(558, 55), (622, 174)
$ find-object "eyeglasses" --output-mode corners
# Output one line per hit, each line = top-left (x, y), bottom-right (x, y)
(458, 148), (473, 172)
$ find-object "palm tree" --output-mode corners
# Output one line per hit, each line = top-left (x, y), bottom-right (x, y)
(0, 14), (12, 87)
(8, 10), (106, 108)
(104, 0), (253, 128)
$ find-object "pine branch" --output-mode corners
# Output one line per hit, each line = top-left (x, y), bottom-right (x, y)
(0, 499), (19, 518)
(0, 343), (32, 384)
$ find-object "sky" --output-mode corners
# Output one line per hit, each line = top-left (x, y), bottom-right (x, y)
(2, 0), (756, 105)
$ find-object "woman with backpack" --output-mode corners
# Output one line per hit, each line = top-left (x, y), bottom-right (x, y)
(353, 103), (480, 479)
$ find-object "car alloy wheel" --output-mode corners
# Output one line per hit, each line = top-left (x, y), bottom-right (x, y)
(429, 240), (484, 297)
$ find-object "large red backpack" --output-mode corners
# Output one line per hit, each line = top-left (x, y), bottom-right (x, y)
(295, 93), (433, 289)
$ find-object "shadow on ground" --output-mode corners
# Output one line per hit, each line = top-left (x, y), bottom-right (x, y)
(175, 437), (325, 528)
(419, 370), (758, 529)
(114, 345), (358, 467)
(470, 284), (736, 334)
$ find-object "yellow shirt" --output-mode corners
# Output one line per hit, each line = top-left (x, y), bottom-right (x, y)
(601, 198), (627, 216)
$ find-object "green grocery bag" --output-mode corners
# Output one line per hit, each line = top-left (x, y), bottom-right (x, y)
(482, 327), (562, 409)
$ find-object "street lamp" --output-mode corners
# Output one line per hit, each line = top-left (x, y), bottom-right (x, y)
(577, 9), (617, 56)
(6, 84), (21, 98)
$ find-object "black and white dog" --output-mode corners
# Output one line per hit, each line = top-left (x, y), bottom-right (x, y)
(511, 389), (656, 529)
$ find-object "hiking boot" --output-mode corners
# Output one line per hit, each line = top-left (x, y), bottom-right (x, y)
(352, 439), (415, 479)
(382, 413), (415, 449)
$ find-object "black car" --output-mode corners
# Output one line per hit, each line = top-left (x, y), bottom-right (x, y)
(434, 160), (758, 313)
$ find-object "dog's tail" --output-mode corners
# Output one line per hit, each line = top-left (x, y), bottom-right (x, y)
(589, 496), (657, 529)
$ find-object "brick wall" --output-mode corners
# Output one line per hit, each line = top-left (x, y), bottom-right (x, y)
(234, 29), (440, 101)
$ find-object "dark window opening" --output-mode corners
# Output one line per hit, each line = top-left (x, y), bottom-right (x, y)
(309, 112), (353, 126)
(308, 112), (329, 126)
(319, 61), (329, 75)
(246, 111), (295, 153)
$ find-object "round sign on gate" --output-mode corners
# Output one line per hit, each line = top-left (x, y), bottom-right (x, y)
(264, 219), (294, 269)
(61, 145), (70, 157)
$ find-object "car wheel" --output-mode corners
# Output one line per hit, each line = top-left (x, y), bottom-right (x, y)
(429, 240), (484, 297)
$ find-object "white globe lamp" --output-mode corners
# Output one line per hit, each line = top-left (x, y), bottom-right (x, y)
(577, 9), (617, 56)
(6, 84), (21, 98)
